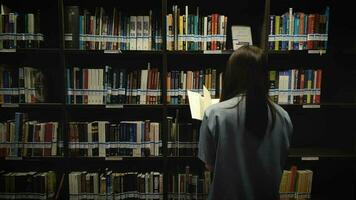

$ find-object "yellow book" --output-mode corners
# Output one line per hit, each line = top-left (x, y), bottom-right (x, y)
(274, 16), (280, 51)
(179, 15), (183, 50)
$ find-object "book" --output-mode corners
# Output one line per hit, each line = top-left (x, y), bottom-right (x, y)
(187, 85), (219, 120)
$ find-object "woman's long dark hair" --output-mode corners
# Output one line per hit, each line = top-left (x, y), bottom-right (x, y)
(221, 45), (275, 138)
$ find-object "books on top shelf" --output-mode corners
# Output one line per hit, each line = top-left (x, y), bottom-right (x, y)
(66, 63), (161, 105)
(69, 170), (163, 200)
(68, 120), (161, 158)
(279, 166), (313, 200)
(0, 4), (43, 50)
(269, 69), (322, 105)
(64, 6), (162, 51)
(167, 5), (228, 51)
(0, 170), (57, 200)
(168, 166), (212, 200)
(268, 7), (330, 52)
(167, 68), (222, 105)
(0, 112), (63, 158)
(0, 65), (46, 104)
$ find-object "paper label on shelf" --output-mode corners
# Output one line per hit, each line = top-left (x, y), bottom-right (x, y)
(104, 49), (122, 54)
(302, 104), (320, 109)
(1, 103), (19, 108)
(0, 49), (16, 53)
(5, 156), (22, 160)
(105, 104), (124, 109)
(301, 156), (319, 161)
(203, 50), (222, 54)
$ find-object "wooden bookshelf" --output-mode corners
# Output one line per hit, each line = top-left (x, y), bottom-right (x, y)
(0, 0), (355, 199)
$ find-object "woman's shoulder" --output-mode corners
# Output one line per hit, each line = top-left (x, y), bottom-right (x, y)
(269, 101), (292, 123)
(205, 96), (241, 117)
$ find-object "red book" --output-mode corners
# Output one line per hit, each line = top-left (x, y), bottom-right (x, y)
(44, 123), (53, 156)
(307, 14), (315, 50)
(315, 69), (322, 104)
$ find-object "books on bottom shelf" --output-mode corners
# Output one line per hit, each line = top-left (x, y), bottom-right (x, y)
(168, 166), (211, 200)
(68, 121), (161, 157)
(69, 171), (163, 200)
(0, 170), (57, 200)
(279, 166), (313, 199)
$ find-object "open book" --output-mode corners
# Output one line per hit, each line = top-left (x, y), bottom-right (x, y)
(187, 85), (220, 120)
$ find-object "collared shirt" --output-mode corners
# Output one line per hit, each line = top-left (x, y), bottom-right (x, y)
(198, 96), (293, 200)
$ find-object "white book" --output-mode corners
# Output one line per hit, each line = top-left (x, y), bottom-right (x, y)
(278, 72), (289, 104)
(149, 123), (154, 155)
(87, 122), (93, 157)
(203, 17), (208, 50)
(290, 69), (295, 104)
(133, 122), (142, 157)
(98, 121), (107, 157)
(98, 68), (104, 104)
(288, 8), (293, 50)
(51, 122), (58, 156)
(129, 16), (137, 50)
(187, 85), (219, 120)
(219, 15), (225, 49)
(136, 16), (144, 50)
(154, 123), (160, 156)
(88, 69), (93, 104)
(140, 69), (148, 104)
(143, 16), (150, 50)
(148, 11), (152, 50)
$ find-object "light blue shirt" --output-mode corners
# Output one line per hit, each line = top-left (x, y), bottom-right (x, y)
(198, 96), (293, 200)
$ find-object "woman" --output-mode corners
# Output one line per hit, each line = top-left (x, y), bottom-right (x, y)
(198, 45), (293, 199)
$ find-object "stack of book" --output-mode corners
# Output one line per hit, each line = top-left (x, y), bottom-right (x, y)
(69, 170), (163, 200)
(167, 5), (228, 51)
(64, 6), (162, 50)
(268, 7), (330, 52)
(0, 112), (63, 158)
(68, 120), (161, 158)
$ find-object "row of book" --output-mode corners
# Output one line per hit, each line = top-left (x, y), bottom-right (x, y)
(168, 166), (211, 200)
(0, 66), (46, 104)
(279, 166), (313, 200)
(0, 171), (57, 200)
(0, 113), (63, 158)
(269, 69), (322, 105)
(65, 6), (162, 50)
(69, 121), (161, 157)
(167, 69), (221, 105)
(167, 5), (228, 51)
(167, 116), (199, 157)
(66, 65), (161, 105)
(268, 7), (330, 51)
(0, 4), (43, 49)
(69, 171), (163, 200)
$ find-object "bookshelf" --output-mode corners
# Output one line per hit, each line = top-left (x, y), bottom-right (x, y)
(0, 0), (355, 199)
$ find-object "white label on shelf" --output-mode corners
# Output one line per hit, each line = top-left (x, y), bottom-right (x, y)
(0, 49), (16, 53)
(104, 50), (122, 54)
(301, 156), (319, 161)
(308, 49), (327, 55)
(105, 104), (124, 109)
(302, 104), (320, 109)
(5, 156), (22, 160)
(1, 104), (19, 108)
(105, 157), (123, 161)
(203, 50), (222, 54)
